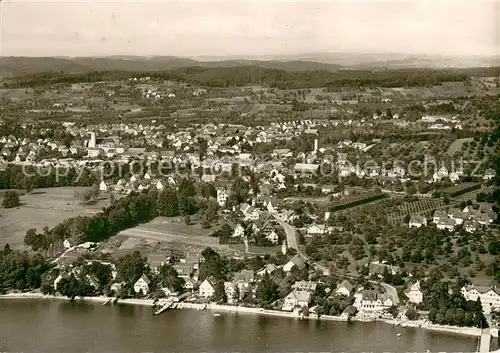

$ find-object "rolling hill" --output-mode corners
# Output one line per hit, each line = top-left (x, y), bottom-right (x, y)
(0, 56), (344, 78)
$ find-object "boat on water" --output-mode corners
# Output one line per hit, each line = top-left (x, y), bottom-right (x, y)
(397, 333), (402, 337)
(154, 305), (169, 315)
(213, 313), (221, 317)
(102, 298), (112, 306)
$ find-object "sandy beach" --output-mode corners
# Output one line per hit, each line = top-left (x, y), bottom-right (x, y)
(380, 318), (483, 337)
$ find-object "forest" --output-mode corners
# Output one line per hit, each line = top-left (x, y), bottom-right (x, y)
(0, 246), (52, 293)
(3, 65), (500, 89)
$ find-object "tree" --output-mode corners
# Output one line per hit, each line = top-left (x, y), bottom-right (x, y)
(202, 183), (217, 199)
(116, 251), (147, 288)
(3, 244), (11, 256)
(385, 305), (399, 318)
(156, 264), (184, 293)
(23, 177), (36, 194)
(214, 279), (226, 303)
(198, 138), (208, 160)
(85, 262), (112, 288)
(2, 191), (20, 208)
(464, 311), (473, 326)
(406, 307), (419, 320)
(255, 273), (279, 307)
(57, 274), (94, 300)
(428, 308), (437, 322)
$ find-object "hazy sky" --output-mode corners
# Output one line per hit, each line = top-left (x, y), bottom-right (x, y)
(1, 0), (499, 57)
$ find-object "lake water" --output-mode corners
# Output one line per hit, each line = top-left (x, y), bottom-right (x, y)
(0, 299), (485, 352)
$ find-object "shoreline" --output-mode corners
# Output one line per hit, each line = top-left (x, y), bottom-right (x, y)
(0, 293), (484, 338)
(379, 318), (483, 338)
(0, 292), (155, 307)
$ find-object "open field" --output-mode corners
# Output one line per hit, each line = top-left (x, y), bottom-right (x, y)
(447, 138), (473, 156)
(0, 187), (109, 249)
(116, 217), (227, 249)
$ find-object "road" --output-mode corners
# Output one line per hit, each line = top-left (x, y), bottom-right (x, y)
(51, 246), (77, 264)
(274, 216), (297, 250)
(479, 329), (491, 353)
(273, 214), (330, 276)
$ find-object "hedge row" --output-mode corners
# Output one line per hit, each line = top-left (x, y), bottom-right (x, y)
(329, 193), (388, 212)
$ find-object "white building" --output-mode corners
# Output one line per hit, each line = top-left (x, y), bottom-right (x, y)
(483, 169), (496, 181)
(224, 282), (238, 304)
(282, 290), (311, 311)
(461, 285), (500, 314)
(283, 255), (306, 273)
(89, 132), (96, 149)
(449, 172), (460, 184)
(240, 203), (260, 221)
(199, 278), (216, 298)
(99, 180), (113, 192)
(354, 290), (393, 313)
(233, 224), (245, 238)
(335, 280), (354, 297)
(436, 218), (456, 231)
(409, 215), (427, 228)
(63, 239), (74, 249)
(133, 275), (151, 295)
(307, 224), (326, 236)
(217, 189), (228, 207)
(404, 281), (423, 305)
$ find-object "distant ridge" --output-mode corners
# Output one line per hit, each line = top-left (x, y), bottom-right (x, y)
(0, 53), (498, 78)
(0, 57), (343, 77)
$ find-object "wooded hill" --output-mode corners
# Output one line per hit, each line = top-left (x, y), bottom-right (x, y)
(3, 65), (500, 90)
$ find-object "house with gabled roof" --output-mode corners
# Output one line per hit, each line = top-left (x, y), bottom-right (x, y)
(354, 289), (393, 313)
(147, 253), (169, 274)
(483, 169), (496, 180)
(436, 218), (456, 231)
(257, 263), (277, 276)
(240, 203), (260, 221)
(283, 255), (306, 273)
(233, 269), (255, 291)
(409, 215), (427, 228)
(172, 264), (194, 284)
(282, 290), (311, 311)
(199, 278), (216, 298)
(134, 274), (151, 295)
(404, 281), (423, 305)
(463, 220), (478, 233)
(335, 280), (354, 297)
(461, 284), (500, 314)
(99, 180), (114, 192)
(433, 209), (447, 224)
(291, 280), (317, 292)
